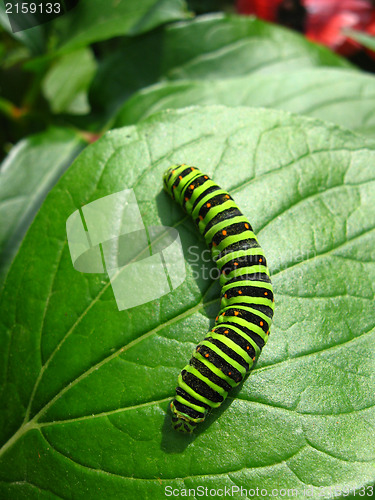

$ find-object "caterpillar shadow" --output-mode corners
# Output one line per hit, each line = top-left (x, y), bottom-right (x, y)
(156, 189), (221, 315)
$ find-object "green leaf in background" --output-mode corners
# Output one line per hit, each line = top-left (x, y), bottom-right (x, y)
(0, 126), (87, 285)
(90, 14), (354, 119)
(1, 106), (375, 497)
(53, 0), (189, 54)
(344, 28), (375, 52)
(114, 67), (375, 138)
(42, 48), (97, 115)
(0, 3), (46, 55)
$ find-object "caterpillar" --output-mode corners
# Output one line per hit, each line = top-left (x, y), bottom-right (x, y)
(163, 164), (274, 433)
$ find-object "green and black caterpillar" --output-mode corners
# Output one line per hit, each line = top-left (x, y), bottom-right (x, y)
(163, 165), (274, 433)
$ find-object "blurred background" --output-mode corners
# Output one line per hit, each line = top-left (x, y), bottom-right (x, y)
(1, 0), (375, 160)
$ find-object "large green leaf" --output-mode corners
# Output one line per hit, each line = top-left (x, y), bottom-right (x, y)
(0, 127), (86, 285)
(52, 0), (189, 54)
(114, 67), (375, 138)
(90, 14), (353, 118)
(1, 106), (375, 498)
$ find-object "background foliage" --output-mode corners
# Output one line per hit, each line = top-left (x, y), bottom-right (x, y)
(1, 1), (375, 498)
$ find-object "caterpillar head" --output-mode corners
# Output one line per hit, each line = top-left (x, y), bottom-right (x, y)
(170, 401), (198, 434)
